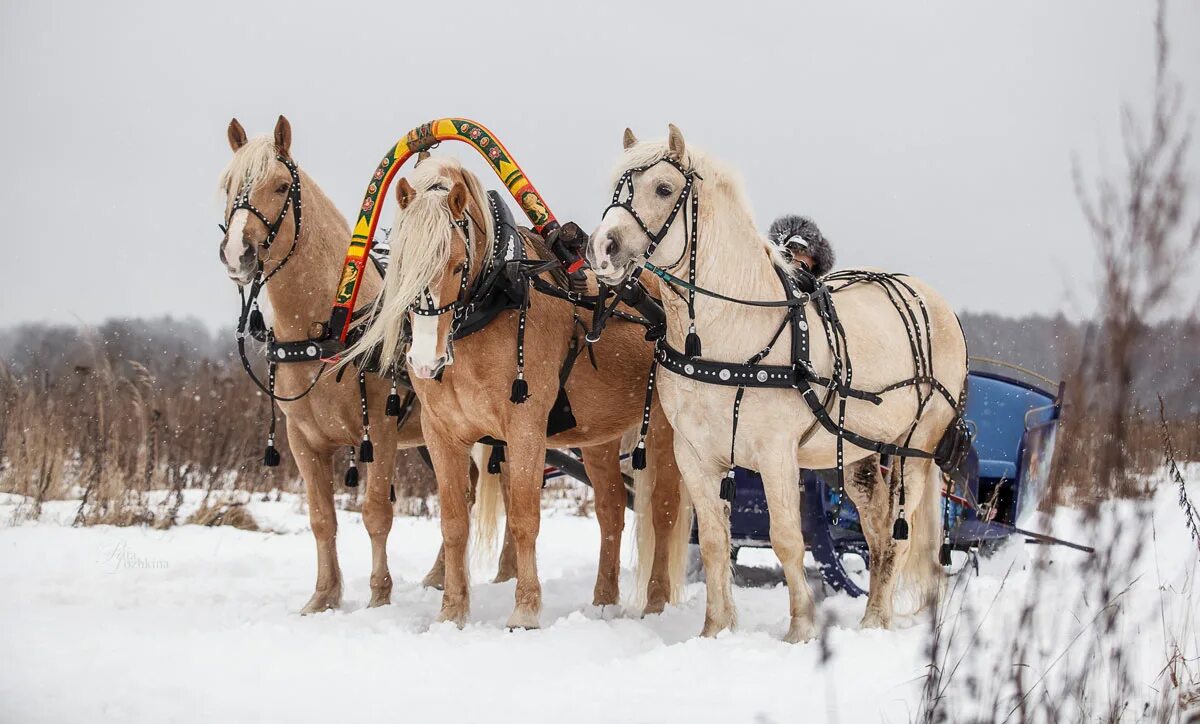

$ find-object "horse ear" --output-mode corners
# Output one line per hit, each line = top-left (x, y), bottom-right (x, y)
(274, 115), (292, 158)
(416, 151), (431, 166)
(396, 177), (416, 209)
(448, 182), (469, 218)
(623, 128), (638, 150)
(227, 118), (247, 152)
(667, 124), (686, 160)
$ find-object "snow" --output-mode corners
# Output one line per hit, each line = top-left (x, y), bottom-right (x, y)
(1, 472), (1197, 723)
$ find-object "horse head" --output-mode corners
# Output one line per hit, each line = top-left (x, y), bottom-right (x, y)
(587, 124), (696, 286)
(349, 156), (494, 379)
(218, 116), (300, 286)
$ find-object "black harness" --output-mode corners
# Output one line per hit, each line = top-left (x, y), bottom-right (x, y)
(603, 155), (971, 539)
(221, 156), (416, 472)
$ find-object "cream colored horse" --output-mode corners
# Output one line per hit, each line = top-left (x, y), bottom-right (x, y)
(587, 126), (967, 642)
(219, 117), (431, 613)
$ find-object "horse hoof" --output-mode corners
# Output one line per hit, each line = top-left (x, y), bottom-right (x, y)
(437, 608), (468, 629)
(299, 589), (341, 615)
(641, 600), (667, 617)
(506, 609), (540, 630)
(492, 571), (515, 584)
(860, 611), (890, 630)
(783, 618), (816, 644)
(367, 591), (391, 608)
(700, 617), (733, 638)
(591, 592), (620, 609)
(421, 575), (445, 591)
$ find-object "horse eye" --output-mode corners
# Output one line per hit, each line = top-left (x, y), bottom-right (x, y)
(655, 183), (672, 197)
(453, 262), (465, 273)
(275, 183), (289, 193)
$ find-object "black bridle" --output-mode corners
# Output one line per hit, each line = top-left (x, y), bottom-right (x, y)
(587, 156), (702, 345)
(220, 155), (326, 403)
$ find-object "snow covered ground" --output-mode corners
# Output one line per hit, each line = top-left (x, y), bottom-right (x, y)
(2, 472), (1197, 723)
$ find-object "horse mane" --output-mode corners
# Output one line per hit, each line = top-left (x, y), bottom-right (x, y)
(219, 136), (277, 193)
(343, 155), (496, 371)
(614, 140), (797, 276)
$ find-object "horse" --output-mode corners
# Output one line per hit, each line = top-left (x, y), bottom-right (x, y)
(219, 116), (441, 613)
(344, 154), (691, 628)
(585, 125), (968, 642)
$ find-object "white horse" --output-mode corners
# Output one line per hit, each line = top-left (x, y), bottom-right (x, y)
(586, 125), (968, 642)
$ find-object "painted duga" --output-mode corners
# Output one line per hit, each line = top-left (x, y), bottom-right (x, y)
(344, 155), (692, 628)
(587, 126), (968, 642)
(218, 116), (431, 613)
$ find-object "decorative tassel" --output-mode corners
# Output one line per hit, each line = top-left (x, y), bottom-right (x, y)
(685, 324), (702, 357)
(385, 386), (402, 417)
(248, 308), (266, 336)
(486, 445), (504, 475)
(892, 515), (909, 540)
(939, 539), (953, 566)
(263, 436), (280, 467)
(389, 484), (397, 503)
(719, 470), (737, 502)
(510, 375), (529, 404)
(344, 463), (359, 488)
(359, 435), (374, 463)
(631, 440), (647, 470)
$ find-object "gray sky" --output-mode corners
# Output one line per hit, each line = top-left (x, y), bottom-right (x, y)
(2, 0), (1198, 330)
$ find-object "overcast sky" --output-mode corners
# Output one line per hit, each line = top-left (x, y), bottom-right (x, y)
(2, 0), (1198, 331)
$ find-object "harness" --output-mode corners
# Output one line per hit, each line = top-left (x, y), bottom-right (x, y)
(604, 155), (971, 540)
(222, 156), (416, 474)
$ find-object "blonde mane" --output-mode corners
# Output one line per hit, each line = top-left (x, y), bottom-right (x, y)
(219, 136), (278, 193)
(613, 140), (796, 275)
(344, 156), (495, 371)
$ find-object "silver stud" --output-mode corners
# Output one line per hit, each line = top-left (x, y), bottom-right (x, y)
(684, 364), (694, 375)
(756, 370), (769, 383)
(718, 369), (731, 381)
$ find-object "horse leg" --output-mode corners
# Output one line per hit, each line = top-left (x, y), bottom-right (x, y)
(424, 429), (473, 627)
(494, 465), (518, 583)
(362, 440), (397, 607)
(674, 438), (736, 637)
(843, 456), (896, 629)
(644, 404), (684, 614)
(581, 440), (625, 608)
(289, 428), (342, 614)
(423, 457), (479, 590)
(760, 445), (817, 642)
(503, 435), (547, 629)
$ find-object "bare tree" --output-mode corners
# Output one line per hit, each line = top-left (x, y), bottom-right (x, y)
(1072, 0), (1200, 497)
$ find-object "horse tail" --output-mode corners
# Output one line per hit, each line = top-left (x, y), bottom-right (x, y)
(895, 456), (945, 614)
(470, 444), (503, 562)
(631, 417), (693, 608)
(666, 476), (693, 605)
(630, 432), (656, 612)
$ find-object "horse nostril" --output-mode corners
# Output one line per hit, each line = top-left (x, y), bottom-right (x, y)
(604, 235), (619, 260)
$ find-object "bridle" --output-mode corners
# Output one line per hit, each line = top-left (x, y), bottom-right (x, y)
(587, 156), (702, 346)
(408, 211), (474, 364)
(220, 155), (324, 403)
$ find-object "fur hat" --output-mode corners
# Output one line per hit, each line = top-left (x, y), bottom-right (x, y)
(768, 215), (835, 277)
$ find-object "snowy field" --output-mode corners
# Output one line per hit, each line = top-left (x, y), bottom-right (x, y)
(2, 472), (1197, 723)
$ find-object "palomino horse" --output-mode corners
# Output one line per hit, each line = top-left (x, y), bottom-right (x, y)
(219, 116), (432, 613)
(586, 126), (968, 642)
(345, 155), (691, 627)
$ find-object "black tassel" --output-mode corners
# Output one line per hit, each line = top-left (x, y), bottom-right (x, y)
(892, 516), (909, 540)
(263, 438), (280, 467)
(389, 484), (397, 503)
(344, 464), (359, 488)
(939, 540), (953, 566)
(248, 308), (266, 335)
(486, 445), (504, 475)
(719, 471), (736, 502)
(510, 376), (529, 404)
(359, 437), (374, 463)
(685, 327), (702, 357)
(385, 388), (402, 417)
(631, 441), (647, 470)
